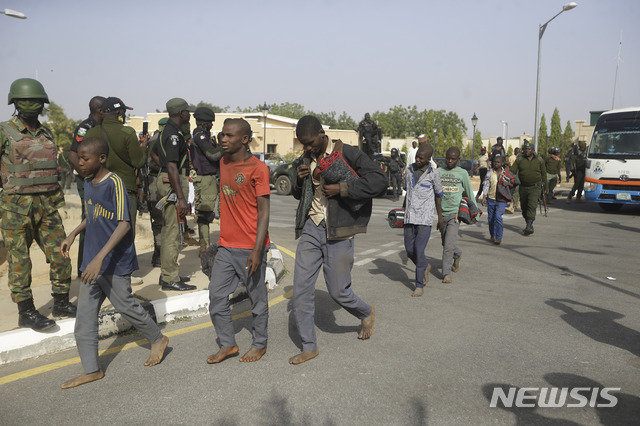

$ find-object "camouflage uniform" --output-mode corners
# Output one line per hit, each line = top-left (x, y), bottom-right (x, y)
(0, 116), (71, 303)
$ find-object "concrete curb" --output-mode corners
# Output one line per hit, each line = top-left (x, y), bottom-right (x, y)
(0, 245), (286, 365)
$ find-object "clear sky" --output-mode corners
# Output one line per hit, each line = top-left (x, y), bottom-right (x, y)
(1, 0), (638, 139)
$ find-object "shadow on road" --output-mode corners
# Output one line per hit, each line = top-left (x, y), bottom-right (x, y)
(545, 299), (640, 358)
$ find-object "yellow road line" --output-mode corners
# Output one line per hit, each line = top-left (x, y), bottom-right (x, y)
(0, 244), (296, 386)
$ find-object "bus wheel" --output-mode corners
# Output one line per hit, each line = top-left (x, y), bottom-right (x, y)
(599, 203), (624, 212)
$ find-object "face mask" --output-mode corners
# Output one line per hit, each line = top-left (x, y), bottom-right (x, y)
(181, 123), (191, 135)
(15, 100), (45, 119)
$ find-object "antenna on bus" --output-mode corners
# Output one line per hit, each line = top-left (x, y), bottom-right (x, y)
(611, 31), (623, 110)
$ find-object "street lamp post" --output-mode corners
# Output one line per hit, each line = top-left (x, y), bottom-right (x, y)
(533, 2), (578, 152)
(261, 102), (269, 159)
(1, 8), (27, 19)
(471, 113), (478, 169)
(500, 120), (508, 141)
(433, 127), (437, 155)
(292, 122), (296, 152)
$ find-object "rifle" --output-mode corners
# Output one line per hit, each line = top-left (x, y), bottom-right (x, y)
(539, 183), (548, 217)
(155, 190), (185, 248)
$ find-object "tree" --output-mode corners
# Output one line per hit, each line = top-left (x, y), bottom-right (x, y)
(42, 102), (78, 150)
(195, 101), (229, 113)
(549, 108), (563, 153)
(562, 120), (574, 155)
(538, 114), (548, 155)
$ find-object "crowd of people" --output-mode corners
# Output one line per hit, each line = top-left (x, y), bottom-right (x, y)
(0, 77), (590, 389)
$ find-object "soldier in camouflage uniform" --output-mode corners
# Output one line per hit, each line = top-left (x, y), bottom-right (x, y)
(190, 107), (224, 255)
(0, 78), (75, 331)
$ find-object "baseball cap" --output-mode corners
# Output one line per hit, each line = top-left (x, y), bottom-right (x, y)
(166, 98), (193, 115)
(102, 97), (132, 113)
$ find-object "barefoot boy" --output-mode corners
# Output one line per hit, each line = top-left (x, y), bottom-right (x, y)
(403, 143), (443, 297)
(438, 147), (477, 284)
(206, 118), (270, 364)
(60, 137), (168, 389)
(288, 115), (386, 365)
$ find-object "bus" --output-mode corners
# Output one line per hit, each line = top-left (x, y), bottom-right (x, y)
(584, 107), (640, 211)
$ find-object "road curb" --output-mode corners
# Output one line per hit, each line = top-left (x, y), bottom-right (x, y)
(0, 245), (286, 365)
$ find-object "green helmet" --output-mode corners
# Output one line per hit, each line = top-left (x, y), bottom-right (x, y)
(8, 78), (49, 105)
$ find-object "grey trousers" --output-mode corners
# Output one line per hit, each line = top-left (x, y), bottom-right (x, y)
(208, 246), (269, 349)
(293, 219), (372, 352)
(74, 274), (163, 374)
(440, 213), (462, 276)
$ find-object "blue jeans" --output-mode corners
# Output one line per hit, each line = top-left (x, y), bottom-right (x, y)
(404, 224), (432, 288)
(487, 198), (506, 240)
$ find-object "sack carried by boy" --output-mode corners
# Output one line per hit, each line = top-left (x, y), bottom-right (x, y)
(458, 190), (481, 224)
(317, 151), (365, 211)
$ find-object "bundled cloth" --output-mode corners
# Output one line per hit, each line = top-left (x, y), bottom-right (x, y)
(458, 190), (481, 224)
(317, 151), (364, 211)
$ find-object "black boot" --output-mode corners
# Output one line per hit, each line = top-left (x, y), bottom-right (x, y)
(151, 246), (161, 267)
(523, 220), (534, 235)
(52, 293), (77, 318)
(18, 299), (56, 331)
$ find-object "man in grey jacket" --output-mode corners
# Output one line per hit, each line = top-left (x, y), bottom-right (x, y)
(289, 115), (387, 365)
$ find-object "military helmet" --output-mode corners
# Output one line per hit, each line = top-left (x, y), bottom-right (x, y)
(548, 146), (560, 154)
(8, 78), (49, 104)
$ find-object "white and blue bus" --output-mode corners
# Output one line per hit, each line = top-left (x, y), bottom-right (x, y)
(585, 107), (640, 211)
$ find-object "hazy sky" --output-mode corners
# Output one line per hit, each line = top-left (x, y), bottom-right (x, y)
(1, 0), (638, 139)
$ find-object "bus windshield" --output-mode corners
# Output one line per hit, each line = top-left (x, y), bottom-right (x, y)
(589, 121), (640, 160)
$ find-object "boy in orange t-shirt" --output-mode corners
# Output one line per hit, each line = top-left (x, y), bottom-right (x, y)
(206, 118), (271, 364)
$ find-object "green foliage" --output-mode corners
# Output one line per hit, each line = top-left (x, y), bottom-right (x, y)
(195, 101), (229, 113)
(549, 108), (563, 152)
(462, 130), (483, 159)
(562, 120), (574, 155)
(538, 114), (548, 154)
(282, 150), (303, 162)
(372, 106), (467, 158)
(42, 102), (78, 150)
(401, 142), (407, 155)
(506, 146), (513, 157)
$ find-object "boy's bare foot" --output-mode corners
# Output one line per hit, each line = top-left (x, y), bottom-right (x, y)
(60, 370), (104, 389)
(206, 345), (239, 364)
(239, 347), (266, 362)
(289, 349), (319, 365)
(412, 287), (424, 297)
(452, 256), (462, 272)
(144, 335), (169, 366)
(442, 274), (453, 284)
(423, 264), (431, 284)
(358, 305), (375, 340)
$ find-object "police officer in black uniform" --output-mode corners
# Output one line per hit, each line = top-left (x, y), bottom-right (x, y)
(156, 98), (196, 291)
(68, 95), (105, 274)
(358, 113), (378, 160)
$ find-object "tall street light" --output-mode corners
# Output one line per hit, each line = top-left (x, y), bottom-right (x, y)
(433, 127), (437, 155)
(471, 113), (478, 168)
(533, 2), (578, 152)
(500, 120), (508, 141)
(1, 8), (27, 19)
(261, 102), (269, 159)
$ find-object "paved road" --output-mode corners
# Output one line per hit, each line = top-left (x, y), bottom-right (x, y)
(1, 192), (639, 425)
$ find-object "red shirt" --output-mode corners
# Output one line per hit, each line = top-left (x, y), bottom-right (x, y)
(218, 155), (271, 249)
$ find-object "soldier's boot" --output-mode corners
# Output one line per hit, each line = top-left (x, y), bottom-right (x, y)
(52, 293), (77, 318)
(18, 299), (56, 331)
(523, 220), (534, 236)
(151, 246), (161, 267)
(576, 195), (584, 203)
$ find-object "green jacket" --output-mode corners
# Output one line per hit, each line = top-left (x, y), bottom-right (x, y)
(85, 117), (147, 192)
(510, 153), (548, 191)
(545, 155), (562, 178)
